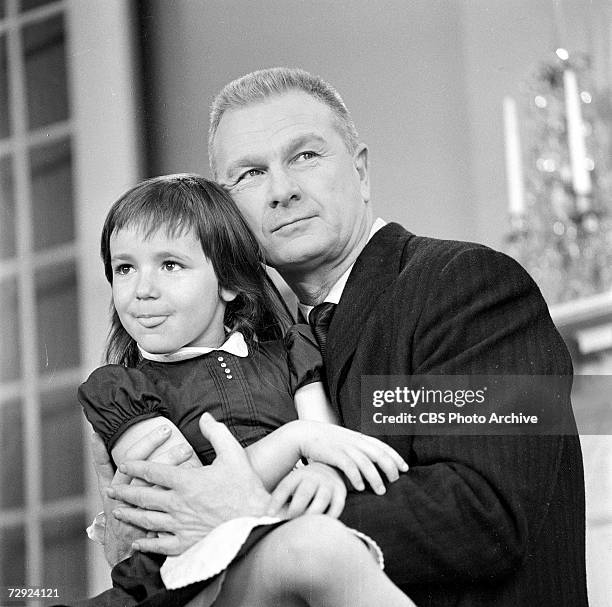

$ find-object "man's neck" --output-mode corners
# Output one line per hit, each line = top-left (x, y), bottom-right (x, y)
(281, 216), (375, 306)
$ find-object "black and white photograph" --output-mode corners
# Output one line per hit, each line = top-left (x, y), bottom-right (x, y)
(1, 1), (611, 605)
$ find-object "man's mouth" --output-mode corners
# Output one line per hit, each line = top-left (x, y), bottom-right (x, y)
(271, 215), (316, 233)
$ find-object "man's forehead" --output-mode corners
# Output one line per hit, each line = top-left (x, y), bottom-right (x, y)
(213, 91), (339, 165)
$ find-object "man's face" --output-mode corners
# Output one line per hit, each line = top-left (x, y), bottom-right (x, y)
(213, 91), (370, 273)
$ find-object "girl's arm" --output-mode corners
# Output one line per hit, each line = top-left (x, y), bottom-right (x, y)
(246, 382), (408, 493)
(245, 381), (334, 490)
(293, 381), (339, 424)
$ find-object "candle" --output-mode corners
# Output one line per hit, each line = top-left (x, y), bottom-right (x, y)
(503, 97), (525, 215)
(563, 69), (592, 198)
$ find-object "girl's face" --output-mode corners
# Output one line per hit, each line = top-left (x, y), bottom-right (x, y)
(109, 224), (236, 354)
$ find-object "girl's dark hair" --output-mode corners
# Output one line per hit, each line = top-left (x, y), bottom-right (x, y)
(101, 174), (291, 366)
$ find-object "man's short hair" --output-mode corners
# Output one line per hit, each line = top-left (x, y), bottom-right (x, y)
(208, 67), (359, 176)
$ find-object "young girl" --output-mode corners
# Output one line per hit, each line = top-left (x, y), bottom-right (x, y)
(79, 174), (415, 607)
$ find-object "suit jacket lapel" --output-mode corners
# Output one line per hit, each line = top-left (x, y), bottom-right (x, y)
(326, 223), (412, 405)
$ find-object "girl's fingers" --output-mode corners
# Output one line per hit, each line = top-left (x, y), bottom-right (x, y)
(362, 436), (409, 472)
(325, 484), (346, 518)
(330, 454), (364, 491)
(304, 486), (333, 516)
(268, 475), (299, 516)
(351, 437), (406, 482)
(362, 447), (400, 484)
(344, 446), (386, 495)
(286, 480), (317, 518)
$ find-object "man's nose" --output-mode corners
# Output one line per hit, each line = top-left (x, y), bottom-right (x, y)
(267, 168), (301, 207)
(135, 270), (159, 299)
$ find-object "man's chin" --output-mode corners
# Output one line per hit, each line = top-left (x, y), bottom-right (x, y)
(265, 236), (331, 269)
(268, 248), (328, 272)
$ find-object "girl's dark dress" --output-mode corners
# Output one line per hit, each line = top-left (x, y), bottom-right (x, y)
(78, 326), (322, 607)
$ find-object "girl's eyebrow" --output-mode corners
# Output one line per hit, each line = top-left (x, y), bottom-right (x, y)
(153, 250), (193, 261)
(110, 253), (133, 263)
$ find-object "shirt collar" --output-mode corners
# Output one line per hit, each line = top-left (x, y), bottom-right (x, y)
(139, 331), (249, 363)
(299, 218), (387, 322)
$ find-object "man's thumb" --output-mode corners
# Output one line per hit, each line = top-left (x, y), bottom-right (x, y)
(198, 412), (243, 462)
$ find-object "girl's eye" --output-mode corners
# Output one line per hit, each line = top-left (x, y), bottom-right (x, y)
(114, 264), (133, 275)
(162, 261), (180, 271)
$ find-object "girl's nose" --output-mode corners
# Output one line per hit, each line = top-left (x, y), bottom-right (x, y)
(135, 271), (160, 299)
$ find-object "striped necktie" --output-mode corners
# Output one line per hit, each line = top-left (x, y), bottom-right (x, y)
(309, 302), (336, 360)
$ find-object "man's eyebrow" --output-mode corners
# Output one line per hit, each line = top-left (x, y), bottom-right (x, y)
(225, 133), (327, 178)
(284, 134), (326, 156)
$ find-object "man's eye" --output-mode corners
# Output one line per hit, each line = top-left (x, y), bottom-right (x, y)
(295, 151), (318, 162)
(114, 264), (133, 275)
(238, 168), (263, 182)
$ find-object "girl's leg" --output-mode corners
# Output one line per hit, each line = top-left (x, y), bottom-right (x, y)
(201, 515), (416, 607)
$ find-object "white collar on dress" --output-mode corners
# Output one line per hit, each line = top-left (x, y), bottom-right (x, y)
(139, 331), (249, 363)
(299, 217), (387, 322)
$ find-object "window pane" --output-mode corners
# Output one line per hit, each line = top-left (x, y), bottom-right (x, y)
(21, 0), (56, 11)
(0, 400), (24, 508)
(24, 15), (69, 129)
(0, 277), (20, 382)
(0, 155), (15, 259)
(30, 138), (74, 251)
(35, 261), (80, 373)
(0, 35), (9, 138)
(43, 514), (87, 604)
(0, 526), (26, 599)
(41, 386), (84, 501)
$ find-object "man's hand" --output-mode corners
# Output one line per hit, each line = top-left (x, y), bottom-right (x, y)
(91, 426), (195, 566)
(268, 462), (347, 519)
(108, 413), (273, 556)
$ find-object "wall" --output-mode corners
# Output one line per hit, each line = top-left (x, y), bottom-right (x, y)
(460, 0), (612, 249)
(138, 0), (477, 244)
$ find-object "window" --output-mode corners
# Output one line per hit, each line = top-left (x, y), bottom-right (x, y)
(0, 0), (141, 601)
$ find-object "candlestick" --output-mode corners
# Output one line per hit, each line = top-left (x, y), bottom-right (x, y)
(563, 68), (592, 203)
(503, 97), (525, 215)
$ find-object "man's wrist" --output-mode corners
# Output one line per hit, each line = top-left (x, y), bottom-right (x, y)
(245, 485), (274, 518)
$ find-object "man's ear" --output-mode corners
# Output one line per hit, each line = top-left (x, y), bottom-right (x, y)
(353, 143), (370, 203)
(220, 287), (238, 303)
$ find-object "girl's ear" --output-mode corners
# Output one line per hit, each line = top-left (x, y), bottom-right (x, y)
(219, 287), (238, 303)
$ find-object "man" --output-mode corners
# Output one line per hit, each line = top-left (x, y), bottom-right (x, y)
(105, 68), (587, 605)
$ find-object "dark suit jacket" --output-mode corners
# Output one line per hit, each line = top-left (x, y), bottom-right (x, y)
(333, 223), (587, 606)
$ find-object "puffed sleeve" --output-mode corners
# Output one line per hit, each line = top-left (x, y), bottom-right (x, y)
(284, 324), (324, 394)
(78, 365), (169, 452)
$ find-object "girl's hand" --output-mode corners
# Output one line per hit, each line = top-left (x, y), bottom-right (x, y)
(268, 462), (346, 519)
(292, 421), (409, 495)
